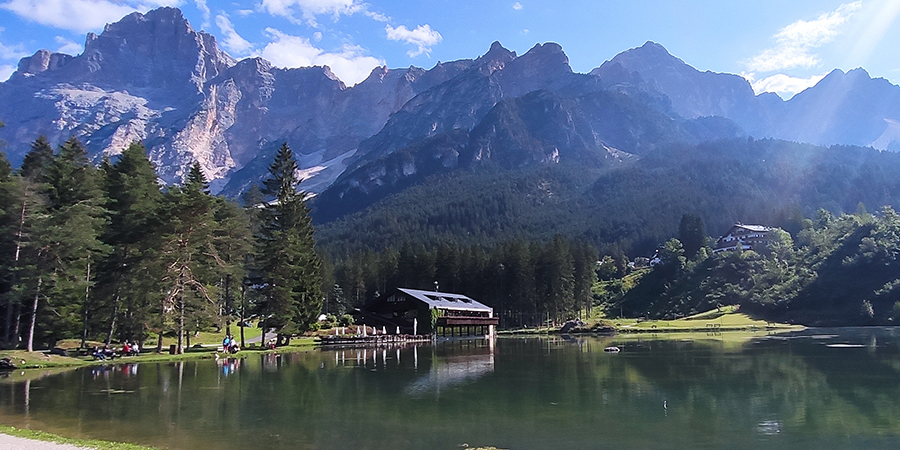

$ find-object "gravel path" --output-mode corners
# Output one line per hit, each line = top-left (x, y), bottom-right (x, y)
(0, 433), (87, 449)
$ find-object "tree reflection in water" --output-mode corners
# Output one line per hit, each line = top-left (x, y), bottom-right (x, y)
(0, 330), (900, 449)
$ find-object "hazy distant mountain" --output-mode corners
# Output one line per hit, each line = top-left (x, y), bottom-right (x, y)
(0, 8), (898, 200)
(591, 41), (900, 149)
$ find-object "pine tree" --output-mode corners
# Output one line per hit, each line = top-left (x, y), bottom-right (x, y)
(0, 150), (20, 346)
(19, 136), (54, 181)
(255, 143), (323, 345)
(678, 214), (706, 260)
(5, 138), (54, 348)
(98, 141), (164, 348)
(158, 162), (218, 354)
(27, 137), (109, 350)
(211, 197), (252, 338)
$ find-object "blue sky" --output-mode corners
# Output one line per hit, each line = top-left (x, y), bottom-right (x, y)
(0, 0), (898, 99)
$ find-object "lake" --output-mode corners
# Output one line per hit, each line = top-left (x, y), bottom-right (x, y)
(2, 328), (900, 449)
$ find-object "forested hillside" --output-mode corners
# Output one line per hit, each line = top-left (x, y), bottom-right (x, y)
(315, 138), (900, 256)
(616, 207), (900, 326)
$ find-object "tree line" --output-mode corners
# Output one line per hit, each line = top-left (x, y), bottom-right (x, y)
(328, 237), (598, 327)
(0, 137), (321, 352)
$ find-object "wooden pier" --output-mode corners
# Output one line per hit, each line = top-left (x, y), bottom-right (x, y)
(317, 334), (433, 346)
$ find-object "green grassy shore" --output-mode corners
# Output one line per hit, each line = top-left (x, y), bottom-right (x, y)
(0, 326), (314, 371)
(0, 424), (157, 449)
(501, 305), (805, 335)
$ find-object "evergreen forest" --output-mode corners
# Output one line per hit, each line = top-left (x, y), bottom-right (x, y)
(4, 131), (900, 349)
(0, 137), (322, 351)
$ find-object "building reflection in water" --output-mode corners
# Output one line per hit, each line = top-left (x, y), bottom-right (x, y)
(404, 337), (495, 397)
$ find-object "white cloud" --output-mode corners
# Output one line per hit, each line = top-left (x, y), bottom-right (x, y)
(312, 31), (322, 41)
(512, 2), (523, 11)
(0, 39), (28, 60)
(385, 24), (442, 57)
(215, 14), (253, 56)
(194, 0), (210, 29)
(0, 0), (182, 33)
(260, 0), (361, 25)
(745, 72), (826, 99)
(0, 64), (15, 81)
(364, 10), (389, 22)
(746, 1), (862, 72)
(54, 36), (82, 55)
(139, 0), (182, 6)
(260, 28), (383, 86)
(236, 9), (253, 16)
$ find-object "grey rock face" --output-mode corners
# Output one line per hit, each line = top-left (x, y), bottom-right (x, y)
(0, 7), (238, 187)
(0, 8), (897, 200)
(0, 7), (436, 193)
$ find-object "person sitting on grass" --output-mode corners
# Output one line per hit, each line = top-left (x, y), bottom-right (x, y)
(91, 346), (106, 360)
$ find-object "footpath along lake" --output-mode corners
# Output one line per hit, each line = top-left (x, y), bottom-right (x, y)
(2, 329), (900, 449)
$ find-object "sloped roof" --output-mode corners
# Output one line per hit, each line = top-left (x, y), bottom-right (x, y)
(397, 288), (492, 312)
(733, 224), (770, 232)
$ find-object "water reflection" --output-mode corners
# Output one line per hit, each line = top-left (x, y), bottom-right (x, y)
(2, 330), (900, 449)
(404, 338), (495, 397)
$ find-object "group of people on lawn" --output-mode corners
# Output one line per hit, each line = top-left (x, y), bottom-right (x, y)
(91, 341), (140, 360)
(91, 336), (241, 360)
(222, 335), (239, 354)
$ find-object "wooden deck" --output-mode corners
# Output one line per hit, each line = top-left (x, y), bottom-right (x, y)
(317, 334), (433, 346)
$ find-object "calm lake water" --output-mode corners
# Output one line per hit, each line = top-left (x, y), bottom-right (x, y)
(2, 329), (900, 449)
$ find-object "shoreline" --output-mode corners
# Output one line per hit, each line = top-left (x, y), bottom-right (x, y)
(0, 425), (155, 450)
(0, 338), (318, 371)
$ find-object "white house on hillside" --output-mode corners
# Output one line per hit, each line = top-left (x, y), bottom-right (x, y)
(713, 224), (772, 253)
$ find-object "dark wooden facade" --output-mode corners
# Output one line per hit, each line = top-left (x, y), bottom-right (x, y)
(363, 288), (497, 336)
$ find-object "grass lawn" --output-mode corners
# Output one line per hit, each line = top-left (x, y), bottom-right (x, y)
(143, 324), (263, 348)
(0, 331), (315, 370)
(607, 305), (802, 333)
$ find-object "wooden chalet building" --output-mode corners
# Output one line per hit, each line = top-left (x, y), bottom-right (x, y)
(713, 223), (772, 253)
(362, 288), (499, 337)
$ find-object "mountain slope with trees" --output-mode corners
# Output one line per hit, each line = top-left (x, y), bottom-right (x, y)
(316, 138), (900, 257)
(615, 207), (900, 326)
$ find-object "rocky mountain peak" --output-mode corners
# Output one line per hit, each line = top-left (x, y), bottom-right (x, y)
(475, 41), (516, 74)
(596, 40), (687, 76)
(520, 42), (570, 70)
(70, 6), (235, 91)
(362, 65), (390, 83)
(13, 49), (73, 78)
(820, 67), (872, 87)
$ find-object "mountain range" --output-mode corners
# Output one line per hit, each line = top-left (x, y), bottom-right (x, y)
(1, 7), (900, 228)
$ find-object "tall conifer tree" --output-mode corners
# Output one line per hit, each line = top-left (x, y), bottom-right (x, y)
(27, 137), (108, 350)
(5, 137), (53, 347)
(159, 162), (218, 354)
(256, 143), (322, 345)
(98, 141), (163, 348)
